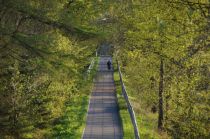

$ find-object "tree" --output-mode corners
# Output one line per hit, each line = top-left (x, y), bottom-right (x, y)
(113, 0), (210, 138)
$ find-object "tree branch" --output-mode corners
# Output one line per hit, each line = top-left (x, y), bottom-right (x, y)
(2, 4), (96, 39)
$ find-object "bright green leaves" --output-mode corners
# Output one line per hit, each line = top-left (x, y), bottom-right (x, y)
(113, 0), (210, 138)
(0, 0), (101, 138)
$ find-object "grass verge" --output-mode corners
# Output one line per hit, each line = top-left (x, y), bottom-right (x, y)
(51, 94), (89, 139)
(129, 93), (169, 139)
(113, 60), (135, 139)
(50, 57), (99, 139)
(113, 59), (169, 139)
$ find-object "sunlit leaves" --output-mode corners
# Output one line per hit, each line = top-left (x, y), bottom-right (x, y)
(114, 0), (209, 138)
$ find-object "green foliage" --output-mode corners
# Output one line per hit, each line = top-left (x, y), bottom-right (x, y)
(51, 94), (89, 139)
(51, 56), (98, 139)
(0, 0), (102, 138)
(0, 0), (209, 138)
(112, 0), (209, 138)
(137, 113), (161, 139)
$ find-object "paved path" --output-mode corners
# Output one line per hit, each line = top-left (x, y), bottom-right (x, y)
(82, 56), (123, 139)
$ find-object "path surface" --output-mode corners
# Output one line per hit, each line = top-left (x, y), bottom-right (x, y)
(83, 56), (123, 139)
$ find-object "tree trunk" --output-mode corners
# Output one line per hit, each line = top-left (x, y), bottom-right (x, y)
(158, 58), (164, 130)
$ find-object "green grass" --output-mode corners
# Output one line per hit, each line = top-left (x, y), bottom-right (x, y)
(137, 111), (161, 139)
(51, 94), (89, 139)
(113, 60), (169, 139)
(132, 99), (169, 139)
(49, 57), (99, 139)
(113, 61), (135, 139)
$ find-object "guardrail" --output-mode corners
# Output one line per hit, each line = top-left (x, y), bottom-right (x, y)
(117, 60), (140, 139)
(84, 57), (96, 80)
(87, 57), (95, 74)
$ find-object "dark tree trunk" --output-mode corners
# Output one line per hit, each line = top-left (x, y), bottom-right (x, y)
(158, 58), (164, 130)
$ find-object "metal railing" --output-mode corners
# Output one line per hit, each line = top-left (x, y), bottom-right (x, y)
(117, 60), (140, 139)
(87, 57), (95, 74)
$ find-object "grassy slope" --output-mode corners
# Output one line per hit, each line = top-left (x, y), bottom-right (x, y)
(113, 59), (169, 139)
(130, 93), (169, 139)
(51, 57), (99, 139)
(113, 61), (135, 139)
(51, 94), (89, 139)
(134, 102), (162, 139)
